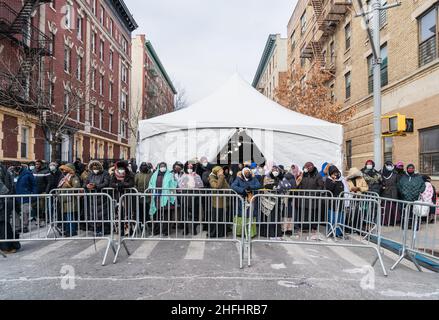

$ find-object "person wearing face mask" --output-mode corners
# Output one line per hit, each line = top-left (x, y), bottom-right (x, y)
(135, 162), (153, 193)
(222, 166), (235, 185)
(297, 162), (324, 190)
(177, 161), (204, 235)
(110, 161), (135, 196)
(324, 165), (346, 237)
(172, 161), (184, 182)
(398, 164), (426, 230)
(361, 160), (383, 195)
(148, 162), (178, 236)
(381, 161), (399, 200)
(45, 162), (63, 194)
(13, 163), (36, 234)
(85, 161), (110, 192)
(208, 166), (230, 238)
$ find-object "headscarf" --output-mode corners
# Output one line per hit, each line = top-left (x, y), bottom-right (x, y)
(242, 167), (252, 181)
(290, 163), (302, 179)
(382, 161), (394, 179)
(114, 161), (128, 181)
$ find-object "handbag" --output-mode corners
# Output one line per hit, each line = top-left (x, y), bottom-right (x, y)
(413, 200), (430, 218)
(261, 196), (276, 216)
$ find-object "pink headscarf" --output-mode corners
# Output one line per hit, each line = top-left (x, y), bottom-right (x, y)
(291, 163), (302, 179)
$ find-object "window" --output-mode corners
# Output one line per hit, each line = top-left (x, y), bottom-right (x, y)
(49, 81), (55, 105)
(345, 72), (351, 99)
(64, 5), (72, 29)
(91, 106), (95, 127)
(91, 32), (96, 54)
(100, 40), (104, 61)
(330, 41), (335, 63)
(109, 82), (113, 101)
(300, 12), (307, 35)
(345, 22), (351, 50)
(20, 126), (29, 158)
(383, 137), (393, 163)
(100, 5), (105, 24)
(418, 6), (438, 66)
(76, 15), (83, 40)
(99, 75), (104, 95)
(121, 92), (127, 110)
(64, 46), (71, 73)
(109, 51), (113, 69)
(109, 19), (113, 36)
(91, 68), (96, 91)
(122, 37), (128, 53)
(76, 55), (82, 80)
(120, 120), (126, 138)
(109, 114), (113, 132)
(99, 109), (103, 129)
(291, 30), (296, 52)
(346, 140), (352, 170)
(121, 65), (128, 83)
(76, 102), (81, 122)
(368, 43), (388, 93)
(420, 126), (439, 175)
(91, 0), (96, 15)
(49, 33), (55, 55)
(63, 91), (69, 113)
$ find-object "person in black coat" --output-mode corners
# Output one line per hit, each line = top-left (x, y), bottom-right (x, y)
(45, 162), (63, 194)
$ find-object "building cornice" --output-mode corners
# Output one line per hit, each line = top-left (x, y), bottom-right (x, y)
(145, 40), (177, 94)
(252, 34), (278, 88)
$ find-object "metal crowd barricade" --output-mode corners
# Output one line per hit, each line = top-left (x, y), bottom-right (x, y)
(113, 191), (246, 268)
(0, 192), (115, 265)
(247, 192), (388, 276)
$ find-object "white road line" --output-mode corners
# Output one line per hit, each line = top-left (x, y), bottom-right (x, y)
(281, 244), (317, 265)
(21, 241), (73, 260)
(326, 243), (369, 268)
(129, 241), (158, 260)
(184, 232), (207, 260)
(72, 241), (107, 260)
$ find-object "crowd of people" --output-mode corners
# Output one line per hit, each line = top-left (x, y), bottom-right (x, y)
(0, 156), (437, 253)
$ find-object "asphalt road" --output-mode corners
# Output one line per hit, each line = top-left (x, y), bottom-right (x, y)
(0, 233), (438, 300)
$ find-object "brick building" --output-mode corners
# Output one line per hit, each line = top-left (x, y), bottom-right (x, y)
(130, 34), (176, 154)
(0, 0), (137, 164)
(286, 0), (439, 185)
(252, 34), (288, 103)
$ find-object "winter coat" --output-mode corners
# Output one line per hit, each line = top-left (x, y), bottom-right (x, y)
(135, 172), (152, 193)
(231, 175), (261, 216)
(85, 163), (111, 220)
(32, 167), (50, 194)
(45, 170), (63, 194)
(14, 169), (36, 203)
(298, 168), (324, 191)
(420, 182), (435, 204)
(58, 174), (82, 213)
(148, 170), (178, 216)
(0, 165), (13, 195)
(325, 177), (345, 197)
(381, 172), (399, 199)
(178, 173), (204, 189)
(398, 173), (426, 202)
(208, 173), (230, 209)
(85, 170), (110, 191)
(110, 171), (135, 191)
(346, 168), (369, 194)
(361, 168), (382, 195)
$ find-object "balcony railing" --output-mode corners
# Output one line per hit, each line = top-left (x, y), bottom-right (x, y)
(419, 36), (437, 67)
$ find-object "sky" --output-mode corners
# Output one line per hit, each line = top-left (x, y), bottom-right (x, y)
(125, 0), (297, 104)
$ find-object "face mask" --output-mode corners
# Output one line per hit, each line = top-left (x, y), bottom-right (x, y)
(407, 169), (415, 174)
(29, 166), (35, 171)
(386, 166), (394, 171)
(202, 162), (208, 168)
(93, 170), (99, 175)
(49, 166), (56, 172)
(229, 171), (233, 176)
(335, 173), (341, 179)
(272, 171), (279, 177)
(118, 169), (125, 174)
(303, 169), (309, 174)
(160, 167), (167, 173)
(366, 165), (373, 170)
(187, 169), (193, 174)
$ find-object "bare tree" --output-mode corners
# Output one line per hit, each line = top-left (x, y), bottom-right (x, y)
(275, 64), (355, 124)
(175, 82), (188, 110)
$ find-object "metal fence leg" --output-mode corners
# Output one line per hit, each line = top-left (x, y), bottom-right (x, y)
(1, 250), (6, 258)
(102, 239), (112, 266)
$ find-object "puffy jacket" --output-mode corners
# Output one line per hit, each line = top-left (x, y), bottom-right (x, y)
(14, 169), (36, 203)
(381, 172), (399, 199)
(398, 173), (426, 202)
(346, 168), (369, 194)
(298, 168), (324, 190)
(135, 172), (152, 193)
(325, 177), (345, 197)
(86, 171), (110, 191)
(45, 170), (63, 194)
(361, 168), (382, 195)
(33, 167), (50, 194)
(231, 175), (261, 197)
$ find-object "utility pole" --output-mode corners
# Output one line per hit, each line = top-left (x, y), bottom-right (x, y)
(355, 0), (400, 170)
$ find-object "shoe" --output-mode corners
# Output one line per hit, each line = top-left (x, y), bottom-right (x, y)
(3, 248), (17, 254)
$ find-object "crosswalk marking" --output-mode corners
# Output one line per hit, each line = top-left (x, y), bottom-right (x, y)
(326, 243), (370, 267)
(72, 240), (108, 260)
(21, 241), (73, 260)
(129, 241), (158, 260)
(184, 232), (207, 260)
(282, 244), (317, 265)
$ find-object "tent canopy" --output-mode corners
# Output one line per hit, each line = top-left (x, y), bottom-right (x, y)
(137, 74), (343, 169)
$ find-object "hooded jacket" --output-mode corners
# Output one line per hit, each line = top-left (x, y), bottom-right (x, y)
(346, 168), (369, 194)
(110, 161), (135, 191)
(148, 163), (178, 216)
(361, 161), (382, 195)
(46, 167), (63, 194)
(298, 167), (324, 190)
(208, 166), (230, 209)
(324, 166), (345, 197)
(85, 161), (110, 192)
(380, 165), (399, 199)
(33, 165), (50, 194)
(14, 168), (36, 201)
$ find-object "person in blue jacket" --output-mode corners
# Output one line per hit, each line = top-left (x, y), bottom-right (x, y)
(12, 164), (36, 233)
(231, 167), (261, 217)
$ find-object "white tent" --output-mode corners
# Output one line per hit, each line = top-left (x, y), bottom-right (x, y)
(137, 74), (343, 169)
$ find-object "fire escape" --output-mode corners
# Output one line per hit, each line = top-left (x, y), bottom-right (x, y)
(301, 0), (352, 77)
(0, 0), (53, 108)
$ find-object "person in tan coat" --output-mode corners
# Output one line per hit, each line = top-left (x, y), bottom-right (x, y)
(346, 167), (369, 194)
(208, 166), (230, 238)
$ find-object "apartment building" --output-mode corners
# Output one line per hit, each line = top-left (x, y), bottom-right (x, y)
(287, 0), (439, 183)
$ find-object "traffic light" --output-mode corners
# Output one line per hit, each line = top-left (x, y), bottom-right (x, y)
(382, 113), (414, 136)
